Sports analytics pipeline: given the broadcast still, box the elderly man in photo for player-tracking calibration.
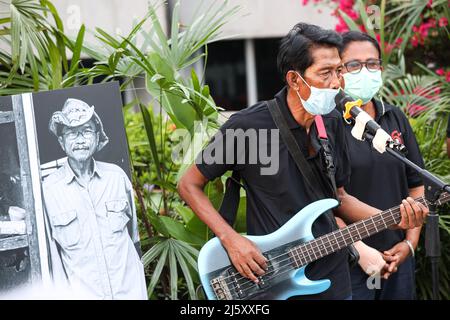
[42,98,147,299]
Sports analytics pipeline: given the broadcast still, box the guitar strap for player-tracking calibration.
[218,99,336,224]
[266,98,359,266]
[314,112,338,200]
[218,98,359,267]
[266,98,333,201]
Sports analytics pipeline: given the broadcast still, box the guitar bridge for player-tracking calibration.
[210,276,232,300]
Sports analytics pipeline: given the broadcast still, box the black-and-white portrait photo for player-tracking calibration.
[32,82,147,299]
[0,82,148,299]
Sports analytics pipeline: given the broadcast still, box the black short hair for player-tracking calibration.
[341,31,381,59]
[277,23,343,81]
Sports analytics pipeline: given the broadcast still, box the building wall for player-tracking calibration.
[179,0,337,39]
[51,0,168,54]
[50,0,336,44]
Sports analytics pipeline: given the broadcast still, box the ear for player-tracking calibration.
[285,70,301,91]
[57,136,66,152]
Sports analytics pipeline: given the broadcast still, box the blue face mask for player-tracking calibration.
[343,68,383,104]
[295,72,339,115]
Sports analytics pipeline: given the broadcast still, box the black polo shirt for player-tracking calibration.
[343,99,425,252]
[196,87,352,300]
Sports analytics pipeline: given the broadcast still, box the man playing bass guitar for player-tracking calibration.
[178,23,428,300]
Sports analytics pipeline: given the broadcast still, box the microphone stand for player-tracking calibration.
[364,132,450,300]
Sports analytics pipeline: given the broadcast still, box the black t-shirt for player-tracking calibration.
[343,99,425,252]
[196,87,352,299]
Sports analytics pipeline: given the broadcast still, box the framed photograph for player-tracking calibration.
[1,82,147,299]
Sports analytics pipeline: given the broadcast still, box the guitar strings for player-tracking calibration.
[219,215,400,297]
[221,213,399,293]
[216,211,397,286]
[213,193,437,286]
[211,194,444,299]
[226,194,440,297]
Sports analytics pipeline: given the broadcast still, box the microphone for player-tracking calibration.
[334,90,407,155]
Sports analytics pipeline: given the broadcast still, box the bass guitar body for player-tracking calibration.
[198,199,339,300]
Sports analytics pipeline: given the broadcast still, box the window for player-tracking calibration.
[255,38,284,102]
[204,40,247,111]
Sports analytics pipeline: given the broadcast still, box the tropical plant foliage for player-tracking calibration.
[0,0,87,93]
[92,0,241,299]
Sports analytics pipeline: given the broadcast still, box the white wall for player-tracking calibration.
[51,0,168,56]
[178,0,337,39]
[51,0,337,43]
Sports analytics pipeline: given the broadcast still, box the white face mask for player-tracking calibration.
[343,68,383,104]
[295,72,339,115]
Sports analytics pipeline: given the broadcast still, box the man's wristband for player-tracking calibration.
[404,239,415,257]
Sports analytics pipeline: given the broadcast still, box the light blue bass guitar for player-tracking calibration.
[198,194,447,300]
